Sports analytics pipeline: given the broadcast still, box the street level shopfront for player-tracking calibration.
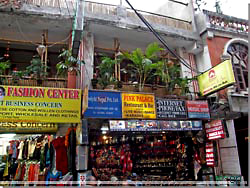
[82,90,219,185]
[0,85,82,185]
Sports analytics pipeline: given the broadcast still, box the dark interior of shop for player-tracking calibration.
[87,119,210,183]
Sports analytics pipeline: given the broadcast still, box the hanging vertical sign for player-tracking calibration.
[186,100,210,119]
[156,98,187,119]
[206,142,215,167]
[205,120,225,140]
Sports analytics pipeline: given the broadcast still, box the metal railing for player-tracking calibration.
[0,75,67,88]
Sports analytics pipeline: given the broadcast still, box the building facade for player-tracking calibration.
[195,9,248,182]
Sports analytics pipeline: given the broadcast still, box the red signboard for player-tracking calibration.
[186,100,210,119]
[205,120,225,140]
[206,142,215,167]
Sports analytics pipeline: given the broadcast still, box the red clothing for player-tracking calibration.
[52,137,68,175]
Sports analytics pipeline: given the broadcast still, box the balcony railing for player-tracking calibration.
[15,0,192,31]
[203,10,248,34]
[0,75,67,88]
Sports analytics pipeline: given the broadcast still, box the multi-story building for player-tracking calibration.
[0,0,247,185]
[195,9,248,182]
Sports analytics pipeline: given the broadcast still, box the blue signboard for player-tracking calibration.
[84,90,122,118]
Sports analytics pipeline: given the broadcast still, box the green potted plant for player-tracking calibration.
[11,70,24,85]
[96,56,118,90]
[25,55,48,85]
[154,60,193,96]
[122,42,163,92]
[0,58,10,84]
[56,49,82,88]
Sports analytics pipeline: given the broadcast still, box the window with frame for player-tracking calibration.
[227,42,248,92]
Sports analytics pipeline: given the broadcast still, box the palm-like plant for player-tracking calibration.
[97,56,118,89]
[56,49,79,77]
[123,43,163,91]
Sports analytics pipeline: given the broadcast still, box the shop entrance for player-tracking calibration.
[87,119,208,184]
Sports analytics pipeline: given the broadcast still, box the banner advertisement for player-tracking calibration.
[0,122,58,133]
[205,120,225,140]
[84,90,122,118]
[159,120,202,131]
[122,93,156,119]
[0,86,81,123]
[156,98,187,119]
[186,100,210,119]
[109,120,202,131]
[197,60,235,96]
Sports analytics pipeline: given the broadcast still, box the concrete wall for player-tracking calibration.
[218,120,241,175]
[195,44,212,73]
[81,32,94,89]
[156,0,192,23]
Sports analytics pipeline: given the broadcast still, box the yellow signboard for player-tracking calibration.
[0,86,81,123]
[197,60,235,96]
[122,93,156,119]
[0,122,58,133]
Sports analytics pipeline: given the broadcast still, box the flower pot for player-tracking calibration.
[67,70,77,89]
[91,78,98,89]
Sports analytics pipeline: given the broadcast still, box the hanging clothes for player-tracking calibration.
[22,140,29,159]
[17,141,24,160]
[52,137,68,175]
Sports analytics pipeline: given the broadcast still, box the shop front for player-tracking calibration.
[0,85,82,185]
[82,90,215,186]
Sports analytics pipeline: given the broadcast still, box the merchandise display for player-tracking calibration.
[0,128,77,185]
[89,131,204,182]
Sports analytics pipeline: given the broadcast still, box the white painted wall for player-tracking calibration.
[156,0,192,23]
[195,45,212,73]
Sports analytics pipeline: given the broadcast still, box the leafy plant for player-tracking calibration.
[122,42,164,91]
[153,60,194,95]
[11,70,24,84]
[56,49,81,77]
[0,59,10,75]
[26,55,48,80]
[96,56,119,89]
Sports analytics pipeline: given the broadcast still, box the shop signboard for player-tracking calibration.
[109,120,202,131]
[205,120,225,140]
[0,122,58,133]
[0,85,81,123]
[156,98,187,119]
[159,120,202,131]
[122,93,156,119]
[206,142,215,167]
[84,90,122,118]
[186,100,210,119]
[197,60,235,96]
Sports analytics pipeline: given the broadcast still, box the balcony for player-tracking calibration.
[2,0,193,32]
[0,75,67,88]
[203,10,248,35]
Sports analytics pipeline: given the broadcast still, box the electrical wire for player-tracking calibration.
[64,0,73,24]
[124,0,201,74]
[58,0,62,15]
[15,17,70,48]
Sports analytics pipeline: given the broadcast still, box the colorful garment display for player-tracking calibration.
[52,137,68,175]
[0,134,74,183]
